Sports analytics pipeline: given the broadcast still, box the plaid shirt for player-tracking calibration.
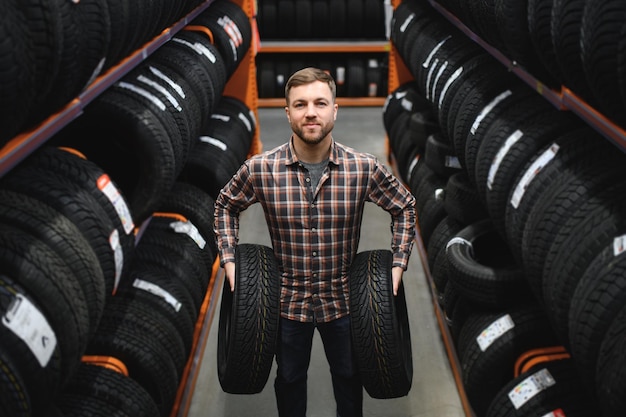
[214,138,416,323]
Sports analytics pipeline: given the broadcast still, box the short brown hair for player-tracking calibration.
[285,67,337,105]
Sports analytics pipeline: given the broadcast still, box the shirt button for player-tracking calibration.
[313,273,318,278]
[311,203,315,208]
[306,177,311,183]
[312,251,317,256]
[311,227,316,232]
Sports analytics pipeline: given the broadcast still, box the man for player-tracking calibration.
[214,67,416,417]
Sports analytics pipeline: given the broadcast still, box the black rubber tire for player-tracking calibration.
[0,274,59,415]
[424,133,462,177]
[503,127,604,265]
[442,171,488,225]
[0,0,37,145]
[519,136,626,304]
[115,266,196,356]
[417,184,448,248]
[0,163,128,296]
[580,0,626,126]
[50,88,177,224]
[137,214,212,294]
[97,293,189,379]
[0,189,106,335]
[463,88,545,188]
[446,219,529,308]
[349,249,413,399]
[527,0,562,87]
[217,244,281,394]
[542,185,626,346]
[485,358,598,417]
[440,53,507,145]
[57,362,160,417]
[0,223,89,389]
[86,300,180,416]
[155,181,218,271]
[569,240,626,393]
[16,145,136,291]
[133,226,208,315]
[0,341,30,417]
[551,0,596,105]
[190,0,252,76]
[473,98,562,220]
[596,302,626,416]
[426,215,464,296]
[457,303,559,416]
[451,79,528,172]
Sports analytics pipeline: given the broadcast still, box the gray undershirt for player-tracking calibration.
[301,158,329,190]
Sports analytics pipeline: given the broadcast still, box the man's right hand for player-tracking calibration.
[224,261,236,292]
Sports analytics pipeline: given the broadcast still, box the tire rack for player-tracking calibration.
[170,2,261,414]
[425,0,626,152]
[386,1,626,416]
[0,1,261,416]
[257,41,389,107]
[0,0,264,178]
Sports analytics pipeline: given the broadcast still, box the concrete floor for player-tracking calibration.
[184,106,468,417]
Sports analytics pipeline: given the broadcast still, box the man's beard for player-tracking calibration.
[292,120,334,145]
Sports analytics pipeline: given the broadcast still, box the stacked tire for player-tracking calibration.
[0,0,208,147]
[257,0,387,40]
[433,0,626,128]
[387,2,626,415]
[255,0,389,99]
[0,1,257,415]
[50,0,253,224]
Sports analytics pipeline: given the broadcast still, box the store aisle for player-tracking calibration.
[186,107,466,417]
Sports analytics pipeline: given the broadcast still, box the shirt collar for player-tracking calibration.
[286,136,340,166]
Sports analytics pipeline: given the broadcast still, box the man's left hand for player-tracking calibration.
[392,266,404,296]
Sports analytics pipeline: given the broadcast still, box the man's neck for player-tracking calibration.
[293,136,332,164]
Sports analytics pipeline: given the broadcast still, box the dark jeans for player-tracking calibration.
[274,316,363,417]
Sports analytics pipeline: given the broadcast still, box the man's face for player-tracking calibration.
[286,81,338,145]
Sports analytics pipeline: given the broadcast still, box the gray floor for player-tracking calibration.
[184,107,467,417]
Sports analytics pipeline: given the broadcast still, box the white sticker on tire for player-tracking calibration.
[487,129,524,190]
[613,235,626,257]
[97,174,134,234]
[470,90,512,135]
[110,229,123,292]
[476,314,515,351]
[510,144,559,209]
[446,236,472,252]
[3,293,57,367]
[133,278,182,312]
[169,220,207,249]
[508,368,556,409]
[445,155,461,169]
[439,66,463,110]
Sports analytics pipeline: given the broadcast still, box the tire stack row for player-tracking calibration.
[386,2,626,416]
[0,150,218,417]
[0,0,208,147]
[257,0,387,40]
[255,0,389,100]
[0,1,257,416]
[433,0,626,129]
[257,54,388,99]
[50,0,253,224]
